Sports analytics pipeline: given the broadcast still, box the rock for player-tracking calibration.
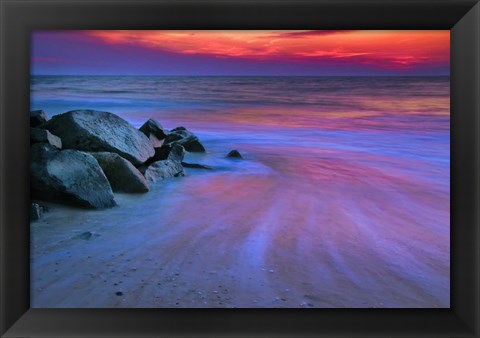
[30,128,62,149]
[77,231,93,240]
[30,143,116,209]
[165,143,185,163]
[30,110,48,127]
[139,118,168,143]
[145,147,169,166]
[44,110,154,165]
[91,152,149,193]
[140,143,185,183]
[148,134,164,148]
[181,162,212,170]
[226,149,242,158]
[144,143,185,166]
[143,160,185,183]
[165,126,206,152]
[30,203,47,221]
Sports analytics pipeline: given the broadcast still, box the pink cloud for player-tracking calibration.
[83,30,449,70]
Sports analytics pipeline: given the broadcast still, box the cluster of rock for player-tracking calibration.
[30,109,242,212]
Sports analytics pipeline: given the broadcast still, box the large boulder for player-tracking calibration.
[165,126,206,153]
[139,118,167,147]
[91,152,149,193]
[140,143,185,183]
[30,128,62,149]
[30,110,48,127]
[30,143,116,209]
[44,110,154,165]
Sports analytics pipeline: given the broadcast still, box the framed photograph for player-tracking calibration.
[1,0,479,337]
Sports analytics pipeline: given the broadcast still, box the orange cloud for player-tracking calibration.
[86,30,449,69]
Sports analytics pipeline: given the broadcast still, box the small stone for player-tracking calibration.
[115,291,123,296]
[226,149,242,158]
[77,231,93,240]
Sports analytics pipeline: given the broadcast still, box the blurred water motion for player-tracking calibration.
[30,76,450,307]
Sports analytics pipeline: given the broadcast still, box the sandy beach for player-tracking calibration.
[31,135,450,308]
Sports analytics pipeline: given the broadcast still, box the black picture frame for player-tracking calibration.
[1,0,479,337]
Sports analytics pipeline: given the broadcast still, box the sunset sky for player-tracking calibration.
[31,30,450,76]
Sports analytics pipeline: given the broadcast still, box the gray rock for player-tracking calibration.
[30,143,116,209]
[91,152,149,193]
[145,146,169,165]
[148,134,164,148]
[30,110,48,127]
[140,143,185,183]
[30,128,62,149]
[165,126,206,153]
[144,143,185,166]
[226,149,242,158]
[44,110,154,165]
[142,160,185,183]
[166,143,185,163]
[139,118,168,143]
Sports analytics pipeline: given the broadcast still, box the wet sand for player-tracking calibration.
[31,138,449,308]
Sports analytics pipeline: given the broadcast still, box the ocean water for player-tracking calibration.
[30,76,450,308]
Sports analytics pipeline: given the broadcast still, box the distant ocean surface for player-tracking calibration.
[30,76,450,307]
[30,76,450,182]
[31,76,449,131]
